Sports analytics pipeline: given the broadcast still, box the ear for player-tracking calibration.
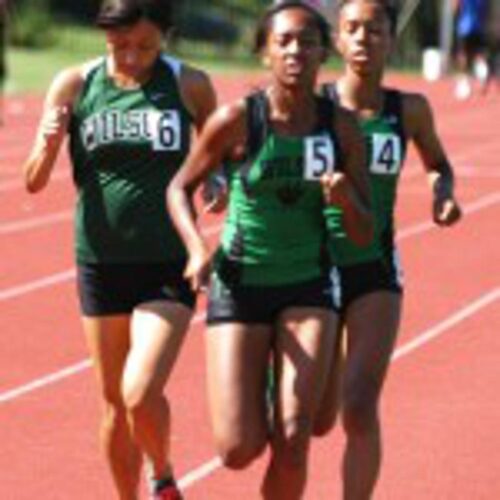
[334,32,347,58]
[261,52,271,68]
[320,47,330,64]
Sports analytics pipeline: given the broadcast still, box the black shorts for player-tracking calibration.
[457,32,487,58]
[207,274,335,325]
[77,261,196,316]
[330,254,403,313]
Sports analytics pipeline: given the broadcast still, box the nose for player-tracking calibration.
[353,26,369,43]
[287,38,301,54]
[123,50,139,66]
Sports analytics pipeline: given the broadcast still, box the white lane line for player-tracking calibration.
[0,208,226,236]
[0,311,206,405]
[0,282,498,487]
[396,190,500,241]
[3,189,499,303]
[0,170,70,193]
[392,287,500,361]
[0,360,92,404]
[0,223,223,302]
[0,210,72,235]
[1,188,498,302]
[176,285,500,491]
[0,269,76,302]
[178,458,224,490]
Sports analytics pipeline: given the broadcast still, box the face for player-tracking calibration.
[105,19,163,80]
[264,8,327,89]
[336,1,392,76]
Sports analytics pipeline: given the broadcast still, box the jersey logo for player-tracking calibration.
[370,133,402,175]
[150,92,167,102]
[80,109,182,153]
[276,182,304,206]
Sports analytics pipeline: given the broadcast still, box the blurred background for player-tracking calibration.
[1,0,500,94]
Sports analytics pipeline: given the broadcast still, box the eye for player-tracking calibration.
[274,34,291,48]
[343,21,357,35]
[368,23,383,36]
[299,33,320,48]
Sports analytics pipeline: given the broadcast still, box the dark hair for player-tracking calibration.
[338,0,399,36]
[96,0,173,33]
[253,1,332,54]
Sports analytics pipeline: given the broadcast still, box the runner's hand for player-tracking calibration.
[433,196,462,226]
[40,105,71,148]
[184,244,212,293]
[321,172,351,207]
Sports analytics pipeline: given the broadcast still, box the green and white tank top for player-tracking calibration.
[323,85,408,266]
[69,55,192,264]
[214,91,341,286]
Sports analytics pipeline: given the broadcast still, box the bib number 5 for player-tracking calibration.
[304,135,335,180]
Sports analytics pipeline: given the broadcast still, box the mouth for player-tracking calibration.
[284,60,306,76]
[351,51,370,63]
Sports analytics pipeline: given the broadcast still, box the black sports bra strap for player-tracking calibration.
[245,90,269,158]
[315,95,336,133]
[382,88,406,142]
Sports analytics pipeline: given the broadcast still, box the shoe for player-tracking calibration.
[152,484,183,500]
[150,475,183,500]
[455,76,472,100]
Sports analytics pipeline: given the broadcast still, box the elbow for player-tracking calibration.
[24,175,44,194]
[22,159,48,193]
[25,179,44,194]
[166,180,181,212]
[23,171,47,194]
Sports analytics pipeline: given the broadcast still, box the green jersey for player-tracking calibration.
[323,86,407,266]
[69,55,192,264]
[214,91,341,286]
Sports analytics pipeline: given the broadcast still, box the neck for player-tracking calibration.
[337,68,384,112]
[107,58,153,89]
[266,84,317,136]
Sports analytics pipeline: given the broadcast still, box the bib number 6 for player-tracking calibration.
[151,110,181,151]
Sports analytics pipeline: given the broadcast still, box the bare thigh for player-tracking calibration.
[275,307,338,428]
[83,315,131,406]
[122,300,192,403]
[343,292,402,405]
[205,322,273,452]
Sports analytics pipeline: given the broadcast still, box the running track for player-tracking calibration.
[1,73,499,499]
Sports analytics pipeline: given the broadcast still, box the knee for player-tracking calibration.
[121,380,162,420]
[99,393,128,432]
[274,415,313,469]
[342,395,379,437]
[216,436,266,470]
[312,409,338,438]
[312,397,340,437]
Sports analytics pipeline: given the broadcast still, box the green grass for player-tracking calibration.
[5,22,417,95]
[5,24,265,95]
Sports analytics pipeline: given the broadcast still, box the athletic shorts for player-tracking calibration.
[207,274,336,325]
[457,32,487,57]
[77,261,196,316]
[330,254,403,313]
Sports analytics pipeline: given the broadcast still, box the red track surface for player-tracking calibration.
[1,73,499,499]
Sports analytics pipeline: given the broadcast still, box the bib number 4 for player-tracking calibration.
[371,134,401,175]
